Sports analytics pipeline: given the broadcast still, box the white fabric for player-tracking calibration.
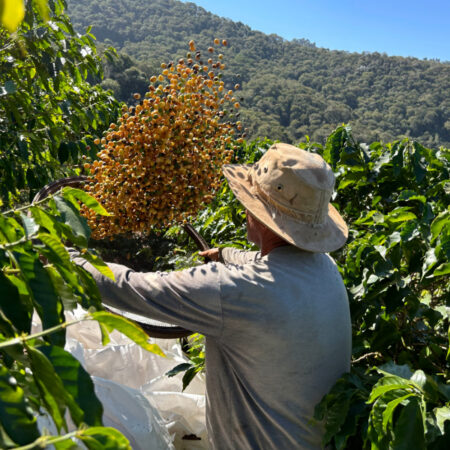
[33,310,208,449]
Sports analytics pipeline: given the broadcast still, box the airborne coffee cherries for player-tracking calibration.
[82,40,243,239]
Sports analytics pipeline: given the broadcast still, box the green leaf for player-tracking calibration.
[46,266,79,311]
[397,190,426,204]
[62,187,110,216]
[80,251,115,281]
[53,437,78,450]
[333,401,367,449]
[0,272,32,333]
[0,364,40,445]
[19,214,39,239]
[410,370,428,389]
[354,210,384,226]
[27,344,79,433]
[33,0,50,21]
[39,345,103,426]
[431,210,450,242]
[323,393,353,444]
[78,427,131,450]
[0,215,20,243]
[338,172,362,190]
[4,79,17,95]
[37,233,71,267]
[367,274,379,284]
[74,265,103,311]
[367,380,411,404]
[386,208,417,223]
[392,397,426,449]
[12,251,64,346]
[368,397,390,444]
[436,236,450,261]
[17,138,28,159]
[97,321,111,346]
[448,328,450,361]
[90,311,165,357]
[433,262,450,277]
[382,393,414,432]
[166,363,192,378]
[378,362,413,379]
[181,366,201,391]
[30,206,59,237]
[324,126,346,169]
[52,195,91,246]
[422,248,438,275]
[434,406,450,435]
[412,143,427,184]
[35,236,91,310]
[0,423,16,449]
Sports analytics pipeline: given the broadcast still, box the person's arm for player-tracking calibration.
[220,247,260,265]
[71,252,223,338]
[200,247,260,265]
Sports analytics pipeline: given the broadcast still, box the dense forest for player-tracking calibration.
[66,0,450,148]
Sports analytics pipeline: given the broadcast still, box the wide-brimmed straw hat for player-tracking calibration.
[222,143,348,253]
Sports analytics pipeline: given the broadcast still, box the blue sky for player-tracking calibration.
[181,0,450,61]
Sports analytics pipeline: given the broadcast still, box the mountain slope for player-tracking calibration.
[67,0,450,147]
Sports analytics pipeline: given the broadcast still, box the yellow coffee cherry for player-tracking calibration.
[81,38,239,239]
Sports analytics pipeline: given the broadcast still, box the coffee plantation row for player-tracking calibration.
[185,131,450,449]
[1,128,448,449]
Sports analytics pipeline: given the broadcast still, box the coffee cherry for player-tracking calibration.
[81,39,241,239]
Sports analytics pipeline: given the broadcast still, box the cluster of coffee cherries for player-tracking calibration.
[82,39,245,239]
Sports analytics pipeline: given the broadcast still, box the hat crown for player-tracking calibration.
[249,143,335,225]
[222,142,348,252]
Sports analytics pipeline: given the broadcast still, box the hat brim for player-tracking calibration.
[222,164,348,253]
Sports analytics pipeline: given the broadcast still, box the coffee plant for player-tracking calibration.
[0,187,163,448]
[0,0,120,207]
[167,128,449,448]
[310,127,449,449]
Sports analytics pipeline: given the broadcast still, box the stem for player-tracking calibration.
[352,351,383,364]
[0,234,38,250]
[14,430,79,450]
[1,267,20,274]
[0,317,86,349]
[1,196,51,216]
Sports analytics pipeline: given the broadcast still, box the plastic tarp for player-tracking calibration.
[33,307,208,449]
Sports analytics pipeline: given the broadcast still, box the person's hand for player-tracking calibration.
[198,248,220,262]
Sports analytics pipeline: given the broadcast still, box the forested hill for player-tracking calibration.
[67,0,450,147]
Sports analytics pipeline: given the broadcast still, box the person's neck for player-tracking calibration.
[260,238,290,256]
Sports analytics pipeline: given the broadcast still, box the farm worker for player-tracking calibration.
[72,142,351,449]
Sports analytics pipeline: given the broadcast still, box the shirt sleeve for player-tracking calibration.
[72,254,224,338]
[220,247,260,266]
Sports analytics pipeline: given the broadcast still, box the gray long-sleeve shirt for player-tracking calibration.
[74,245,351,449]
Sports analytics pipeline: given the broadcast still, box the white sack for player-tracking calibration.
[33,308,208,449]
